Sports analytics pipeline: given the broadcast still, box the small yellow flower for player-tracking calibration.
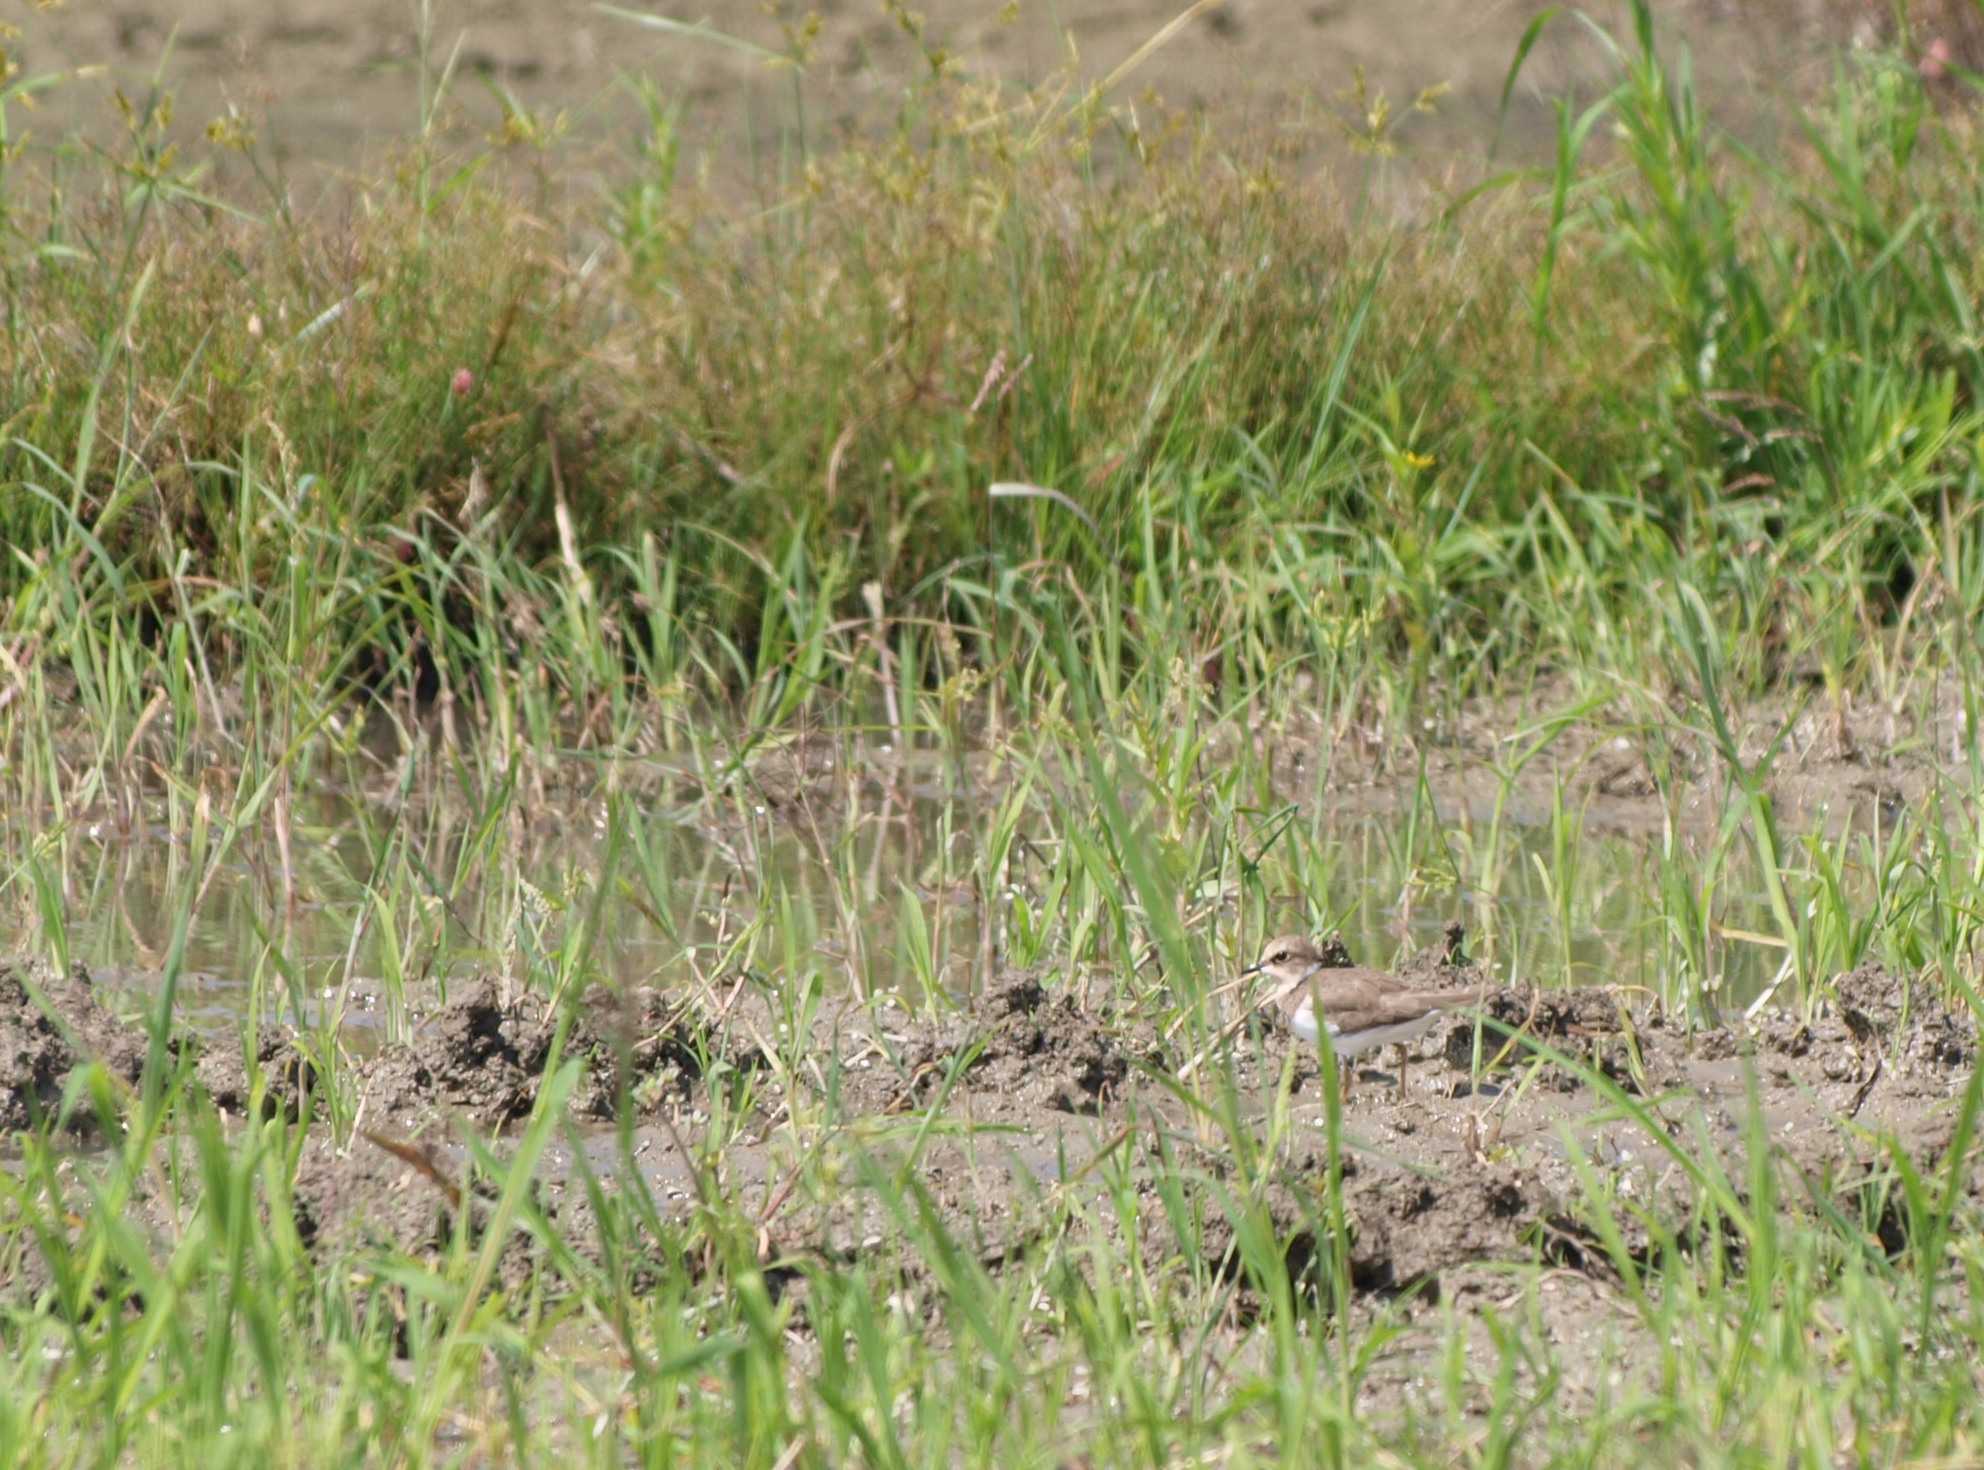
[205,107,256,152]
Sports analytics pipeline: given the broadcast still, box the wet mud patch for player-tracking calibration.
[1192,960,1982,1311]
[0,1146,176,1309]
[7,954,1981,1371]
[1257,678,1978,866]
[359,980,559,1128]
[290,1130,470,1264]
[1186,1153,1552,1302]
[286,1129,554,1303]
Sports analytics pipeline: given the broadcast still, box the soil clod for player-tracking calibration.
[0,961,149,1135]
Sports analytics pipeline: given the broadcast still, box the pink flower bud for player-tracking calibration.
[451,367,474,397]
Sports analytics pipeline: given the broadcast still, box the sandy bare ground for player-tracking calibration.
[9,1,1925,187]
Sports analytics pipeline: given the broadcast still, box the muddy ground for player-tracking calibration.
[13,0,1971,196]
[4,929,1978,1420]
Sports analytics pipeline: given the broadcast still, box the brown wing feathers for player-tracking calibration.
[1282,968,1482,1032]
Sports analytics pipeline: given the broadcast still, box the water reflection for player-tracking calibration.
[30,770,1820,1040]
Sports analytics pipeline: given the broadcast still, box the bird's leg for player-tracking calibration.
[1393,1042,1411,1098]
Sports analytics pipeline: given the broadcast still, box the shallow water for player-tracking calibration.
[30,762,1811,1045]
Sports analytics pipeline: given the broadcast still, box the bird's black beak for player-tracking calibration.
[1240,961,1262,976]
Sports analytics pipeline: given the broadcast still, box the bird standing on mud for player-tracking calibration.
[1245,933,1485,1096]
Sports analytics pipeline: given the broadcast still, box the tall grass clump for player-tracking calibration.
[2,1,1982,764]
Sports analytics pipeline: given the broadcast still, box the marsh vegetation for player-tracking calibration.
[5,1,1984,1463]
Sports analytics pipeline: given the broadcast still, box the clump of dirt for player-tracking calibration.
[1829,964,1976,1074]
[1395,920,1480,986]
[1443,986,1658,1093]
[0,960,151,1134]
[901,975,1168,1118]
[565,982,769,1117]
[1307,935,1360,970]
[289,1130,462,1260]
[197,1030,319,1120]
[1688,964,1976,1092]
[355,979,761,1130]
[360,980,558,1127]
[1398,925,1658,1094]
[1342,1163,1548,1291]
